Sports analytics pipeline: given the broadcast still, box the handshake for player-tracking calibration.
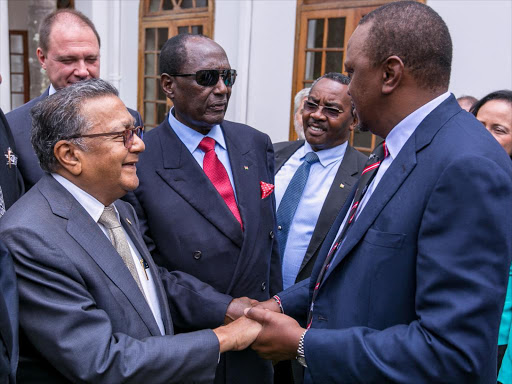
[212,297,305,362]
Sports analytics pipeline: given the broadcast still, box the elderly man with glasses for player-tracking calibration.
[123,34,281,384]
[0,78,263,383]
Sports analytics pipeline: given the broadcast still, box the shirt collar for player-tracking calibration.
[51,173,119,223]
[49,84,57,96]
[300,140,348,167]
[384,91,451,160]
[168,107,226,152]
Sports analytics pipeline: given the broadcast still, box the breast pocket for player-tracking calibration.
[363,228,405,249]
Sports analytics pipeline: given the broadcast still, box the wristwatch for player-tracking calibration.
[296,329,308,367]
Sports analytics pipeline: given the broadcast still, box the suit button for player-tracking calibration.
[269,231,274,239]
[193,251,202,260]
[261,282,266,291]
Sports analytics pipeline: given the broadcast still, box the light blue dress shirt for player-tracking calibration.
[168,109,237,199]
[275,140,348,289]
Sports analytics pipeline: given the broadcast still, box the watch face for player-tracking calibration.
[297,356,307,368]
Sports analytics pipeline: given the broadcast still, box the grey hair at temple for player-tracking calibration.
[31,78,119,173]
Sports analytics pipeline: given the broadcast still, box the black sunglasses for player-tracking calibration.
[169,69,237,87]
[303,100,343,119]
[64,126,144,149]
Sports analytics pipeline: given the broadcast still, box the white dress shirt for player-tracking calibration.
[331,91,451,254]
[276,140,348,289]
[52,173,165,335]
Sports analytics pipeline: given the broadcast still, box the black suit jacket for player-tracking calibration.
[6,88,142,191]
[274,140,367,283]
[124,117,282,384]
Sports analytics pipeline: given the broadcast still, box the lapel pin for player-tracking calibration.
[126,218,132,225]
[339,183,345,189]
[244,166,249,170]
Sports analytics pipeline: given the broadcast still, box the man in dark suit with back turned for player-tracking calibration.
[0,72,23,384]
[124,34,281,384]
[6,9,142,191]
[0,78,262,383]
[274,72,366,290]
[246,2,512,383]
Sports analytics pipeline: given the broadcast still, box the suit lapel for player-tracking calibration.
[321,95,460,284]
[39,175,162,336]
[299,146,362,273]
[117,204,174,335]
[156,119,243,247]
[274,140,305,173]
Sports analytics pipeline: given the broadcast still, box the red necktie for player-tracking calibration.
[198,137,243,229]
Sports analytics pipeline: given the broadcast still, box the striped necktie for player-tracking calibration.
[276,151,320,260]
[306,141,388,328]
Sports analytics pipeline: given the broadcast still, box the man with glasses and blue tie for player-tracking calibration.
[0,78,263,383]
[124,34,281,384]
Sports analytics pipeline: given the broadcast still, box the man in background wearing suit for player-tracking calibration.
[6,9,142,191]
[124,34,281,384]
[274,72,366,290]
[0,72,23,383]
[0,78,261,383]
[246,2,512,383]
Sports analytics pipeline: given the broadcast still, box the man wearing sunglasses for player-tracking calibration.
[6,9,143,192]
[0,79,264,383]
[124,34,281,384]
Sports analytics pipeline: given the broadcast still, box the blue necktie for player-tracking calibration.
[276,152,320,260]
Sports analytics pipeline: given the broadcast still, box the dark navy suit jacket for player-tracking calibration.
[279,95,512,383]
[6,88,142,191]
[124,117,282,384]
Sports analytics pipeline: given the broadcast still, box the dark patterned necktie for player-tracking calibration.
[276,152,320,259]
[306,141,388,328]
[198,137,243,229]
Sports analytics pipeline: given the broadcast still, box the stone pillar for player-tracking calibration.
[28,0,55,99]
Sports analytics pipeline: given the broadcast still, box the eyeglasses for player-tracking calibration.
[65,126,144,148]
[303,100,343,119]
[169,69,237,87]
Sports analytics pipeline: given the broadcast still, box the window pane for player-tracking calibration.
[145,103,155,126]
[149,0,160,12]
[305,51,322,81]
[327,18,345,48]
[145,54,155,75]
[10,35,23,54]
[157,103,167,124]
[11,94,25,109]
[145,78,156,100]
[178,26,189,34]
[181,0,193,8]
[196,0,208,7]
[145,28,156,51]
[191,25,203,35]
[162,0,174,10]
[10,55,23,73]
[352,130,372,149]
[325,52,343,73]
[158,28,168,50]
[11,74,24,92]
[307,19,324,49]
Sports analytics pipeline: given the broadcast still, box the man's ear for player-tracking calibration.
[54,140,83,176]
[381,55,404,95]
[349,113,358,132]
[160,73,174,100]
[36,47,47,69]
